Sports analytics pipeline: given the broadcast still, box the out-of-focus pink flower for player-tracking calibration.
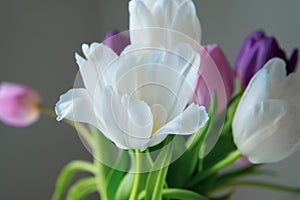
[0,82,40,127]
[103,30,130,55]
[192,44,235,113]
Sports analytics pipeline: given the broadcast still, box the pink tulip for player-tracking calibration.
[192,44,235,113]
[0,82,40,127]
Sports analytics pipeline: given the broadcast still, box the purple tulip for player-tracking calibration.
[235,29,298,88]
[0,82,40,127]
[193,44,235,113]
[103,30,130,55]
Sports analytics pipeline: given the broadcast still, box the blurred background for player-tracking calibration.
[0,0,299,199]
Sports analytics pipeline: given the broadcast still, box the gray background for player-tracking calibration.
[0,0,299,199]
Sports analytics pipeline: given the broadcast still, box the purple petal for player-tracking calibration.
[234,30,265,78]
[250,29,266,42]
[253,37,278,72]
[235,29,297,88]
[287,48,299,74]
[103,30,130,55]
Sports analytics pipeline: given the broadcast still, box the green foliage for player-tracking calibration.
[66,177,97,200]
[51,161,96,200]
[139,188,209,200]
[145,136,173,200]
[106,150,129,199]
[115,173,135,200]
[167,93,217,188]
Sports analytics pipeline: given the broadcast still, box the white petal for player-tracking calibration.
[129,1,162,45]
[84,43,118,78]
[266,58,286,91]
[151,0,176,27]
[247,112,300,163]
[129,0,201,45]
[75,53,99,95]
[81,43,90,57]
[96,86,153,149]
[96,86,128,149]
[171,43,201,101]
[127,95,154,139]
[55,88,101,130]
[234,61,271,121]
[148,104,208,146]
[129,0,157,31]
[171,0,201,43]
[233,58,288,136]
[233,99,300,163]
[90,42,102,52]
[273,73,300,110]
[115,44,200,119]
[76,44,118,95]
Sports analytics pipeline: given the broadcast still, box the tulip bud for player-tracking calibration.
[193,44,235,113]
[0,82,40,127]
[235,29,298,88]
[103,30,130,55]
[232,58,300,163]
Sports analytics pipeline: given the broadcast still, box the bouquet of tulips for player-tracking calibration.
[1,0,299,199]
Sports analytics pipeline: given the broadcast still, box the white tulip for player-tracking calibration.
[233,58,300,163]
[55,42,209,150]
[129,0,201,45]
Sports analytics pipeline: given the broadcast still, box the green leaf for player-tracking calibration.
[188,150,242,187]
[202,92,242,170]
[210,165,275,193]
[202,133,236,170]
[51,161,96,200]
[145,136,173,200]
[167,93,217,188]
[90,126,120,200]
[106,150,129,199]
[213,165,260,188]
[209,190,235,200]
[66,177,97,200]
[139,188,209,200]
[223,180,300,194]
[115,173,135,200]
[106,170,127,199]
[167,117,211,188]
[193,165,264,195]
[90,126,115,176]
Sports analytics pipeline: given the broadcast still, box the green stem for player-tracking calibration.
[228,180,300,194]
[92,128,110,200]
[149,166,169,200]
[149,137,173,200]
[129,149,142,200]
[189,150,242,186]
[38,105,95,148]
[138,188,209,200]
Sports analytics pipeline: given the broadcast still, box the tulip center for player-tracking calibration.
[150,104,167,137]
